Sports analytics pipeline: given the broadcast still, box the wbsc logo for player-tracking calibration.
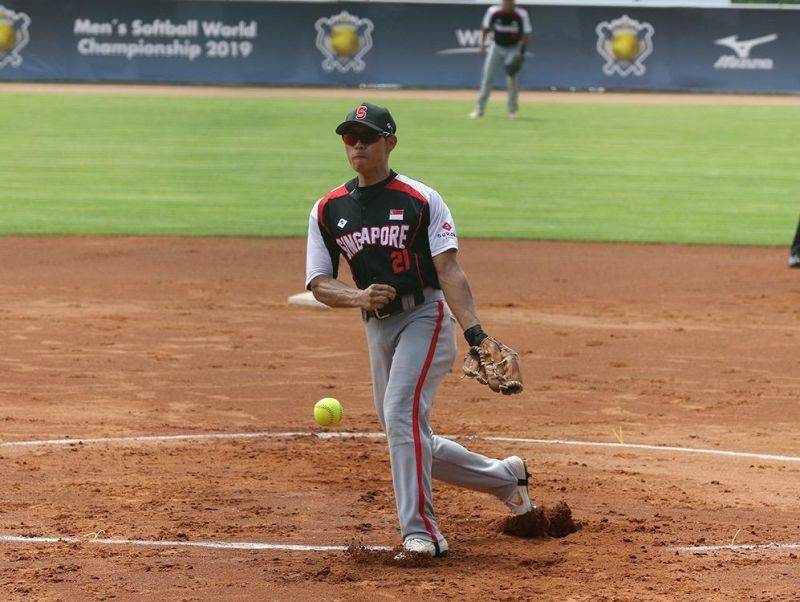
[0,5,30,69]
[595,15,654,77]
[314,11,374,73]
[437,29,483,55]
[436,29,533,60]
[714,33,777,71]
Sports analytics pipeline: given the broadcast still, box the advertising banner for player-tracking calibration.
[0,1,798,93]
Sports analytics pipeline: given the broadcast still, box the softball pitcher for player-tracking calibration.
[305,103,531,558]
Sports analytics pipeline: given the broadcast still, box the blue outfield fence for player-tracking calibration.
[0,1,798,92]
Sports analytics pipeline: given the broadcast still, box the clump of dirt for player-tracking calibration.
[546,501,580,537]
[495,501,580,539]
[345,545,438,568]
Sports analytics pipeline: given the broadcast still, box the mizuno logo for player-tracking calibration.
[714,33,777,59]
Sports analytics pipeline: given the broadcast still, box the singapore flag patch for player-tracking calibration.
[389,209,404,221]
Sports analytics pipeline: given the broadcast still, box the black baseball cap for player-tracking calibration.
[335,102,397,136]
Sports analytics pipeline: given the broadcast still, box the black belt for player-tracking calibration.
[364,289,425,321]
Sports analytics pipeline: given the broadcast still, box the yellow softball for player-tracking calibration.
[0,22,16,52]
[314,397,343,427]
[330,27,359,57]
[610,31,640,62]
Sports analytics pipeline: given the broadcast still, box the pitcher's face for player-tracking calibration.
[342,125,396,174]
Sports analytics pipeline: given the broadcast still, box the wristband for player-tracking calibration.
[464,325,488,347]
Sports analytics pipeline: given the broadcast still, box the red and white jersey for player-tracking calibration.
[305,172,458,291]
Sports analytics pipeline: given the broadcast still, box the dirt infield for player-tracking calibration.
[1,237,798,600]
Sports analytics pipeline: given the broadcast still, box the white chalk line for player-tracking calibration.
[1,430,799,464]
[674,542,800,554]
[479,435,800,464]
[0,534,391,553]
[0,431,328,448]
[3,433,797,559]
[2,533,797,558]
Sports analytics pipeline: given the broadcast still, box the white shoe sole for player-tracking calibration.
[395,536,449,559]
[504,456,534,516]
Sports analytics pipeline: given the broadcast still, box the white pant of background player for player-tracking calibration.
[366,288,529,555]
[473,41,525,117]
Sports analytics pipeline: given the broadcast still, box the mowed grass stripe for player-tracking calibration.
[3,92,797,244]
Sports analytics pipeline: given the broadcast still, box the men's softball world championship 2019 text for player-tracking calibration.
[72,17,258,62]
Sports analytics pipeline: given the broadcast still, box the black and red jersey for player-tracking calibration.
[482,5,532,47]
[306,171,458,293]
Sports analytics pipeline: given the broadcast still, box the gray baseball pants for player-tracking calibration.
[365,288,519,545]
[475,42,524,115]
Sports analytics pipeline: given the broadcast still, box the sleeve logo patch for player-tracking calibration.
[437,222,457,240]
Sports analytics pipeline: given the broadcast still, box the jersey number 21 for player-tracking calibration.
[391,249,411,274]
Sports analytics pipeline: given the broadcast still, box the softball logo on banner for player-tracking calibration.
[595,15,654,77]
[0,5,31,68]
[315,11,374,73]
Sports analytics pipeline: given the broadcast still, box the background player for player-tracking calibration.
[789,215,800,268]
[470,0,532,120]
[305,103,532,557]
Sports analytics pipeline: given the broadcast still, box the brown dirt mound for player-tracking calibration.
[2,238,798,600]
[495,501,580,539]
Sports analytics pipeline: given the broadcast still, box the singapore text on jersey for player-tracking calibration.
[336,225,411,260]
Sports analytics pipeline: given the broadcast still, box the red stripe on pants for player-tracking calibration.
[412,300,444,543]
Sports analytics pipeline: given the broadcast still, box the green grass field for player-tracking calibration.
[3,91,798,245]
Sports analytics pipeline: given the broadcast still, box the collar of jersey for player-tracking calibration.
[347,170,398,197]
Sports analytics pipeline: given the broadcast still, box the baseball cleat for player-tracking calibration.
[507,111,518,120]
[503,455,534,516]
[395,536,449,559]
[789,254,800,268]
[468,109,483,119]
